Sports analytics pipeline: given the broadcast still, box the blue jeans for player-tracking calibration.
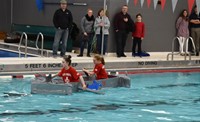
[79,33,94,55]
[96,34,108,55]
[53,28,69,56]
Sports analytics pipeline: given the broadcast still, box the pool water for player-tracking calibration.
[0,72,200,122]
[0,50,35,58]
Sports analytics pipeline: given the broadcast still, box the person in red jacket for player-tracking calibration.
[51,55,86,89]
[83,54,108,80]
[132,13,145,57]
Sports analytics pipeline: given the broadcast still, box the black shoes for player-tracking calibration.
[121,54,127,57]
[77,54,83,57]
[196,52,199,56]
[77,54,91,57]
[117,54,126,58]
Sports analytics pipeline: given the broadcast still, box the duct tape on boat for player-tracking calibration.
[25,63,78,69]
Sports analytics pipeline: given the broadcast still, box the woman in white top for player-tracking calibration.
[94,9,110,55]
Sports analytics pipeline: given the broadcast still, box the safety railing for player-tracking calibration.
[18,32,28,58]
[186,37,196,55]
[35,32,44,57]
[167,37,196,61]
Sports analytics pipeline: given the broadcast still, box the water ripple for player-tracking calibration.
[0,99,16,103]
[59,117,83,121]
[147,83,200,89]
[156,117,172,121]
[141,109,171,115]
[0,108,87,117]
[59,103,71,106]
[129,100,178,106]
[0,118,14,122]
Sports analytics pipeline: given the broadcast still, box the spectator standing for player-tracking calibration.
[132,13,145,57]
[114,5,134,58]
[176,9,189,55]
[53,0,73,57]
[77,9,95,57]
[189,5,200,56]
[94,9,110,55]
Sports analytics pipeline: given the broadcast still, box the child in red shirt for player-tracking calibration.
[52,55,86,89]
[83,54,108,80]
[132,13,145,57]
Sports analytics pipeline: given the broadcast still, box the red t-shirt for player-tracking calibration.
[132,22,145,38]
[93,64,108,80]
[58,66,80,83]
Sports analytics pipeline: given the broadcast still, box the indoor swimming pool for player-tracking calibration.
[0,72,200,122]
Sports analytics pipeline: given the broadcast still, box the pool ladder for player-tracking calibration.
[18,32,49,58]
[167,37,196,61]
[18,32,28,58]
[35,32,44,57]
[35,32,51,57]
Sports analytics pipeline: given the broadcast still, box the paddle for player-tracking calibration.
[78,87,105,95]
[35,73,53,83]
[83,71,89,77]
[45,74,53,82]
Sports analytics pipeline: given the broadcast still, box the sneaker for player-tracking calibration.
[77,54,83,57]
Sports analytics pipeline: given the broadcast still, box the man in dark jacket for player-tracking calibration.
[53,0,73,57]
[189,5,200,56]
[114,5,134,57]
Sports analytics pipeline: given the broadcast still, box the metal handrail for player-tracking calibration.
[35,32,44,57]
[46,50,49,57]
[167,37,180,60]
[186,37,196,55]
[18,32,28,58]
[167,37,195,61]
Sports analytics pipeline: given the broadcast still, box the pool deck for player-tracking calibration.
[1,52,200,63]
[0,52,200,76]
